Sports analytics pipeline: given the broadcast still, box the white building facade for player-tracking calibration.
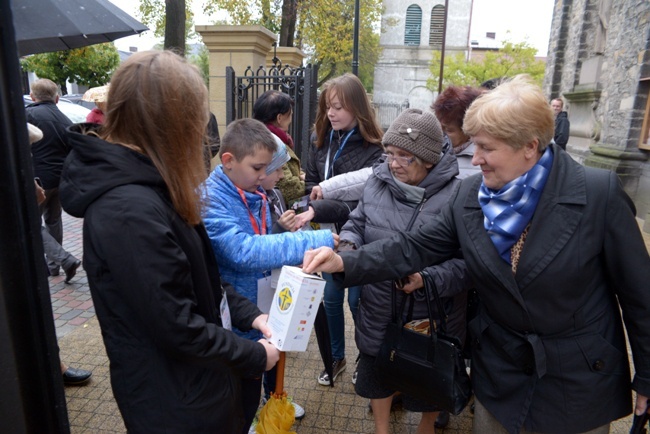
[373,0,473,127]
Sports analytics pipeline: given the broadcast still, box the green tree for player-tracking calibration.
[188,45,210,87]
[203,0,382,88]
[21,43,120,94]
[427,39,546,90]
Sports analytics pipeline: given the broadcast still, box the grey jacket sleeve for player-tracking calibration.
[320,167,372,202]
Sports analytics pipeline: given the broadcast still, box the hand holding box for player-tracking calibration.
[267,266,325,352]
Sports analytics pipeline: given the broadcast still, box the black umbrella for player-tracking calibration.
[11,0,148,56]
[314,302,335,387]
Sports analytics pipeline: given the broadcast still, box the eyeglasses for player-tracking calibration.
[382,153,416,167]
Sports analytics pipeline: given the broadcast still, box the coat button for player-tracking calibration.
[592,359,605,371]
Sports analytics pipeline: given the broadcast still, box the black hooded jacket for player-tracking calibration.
[60,124,267,433]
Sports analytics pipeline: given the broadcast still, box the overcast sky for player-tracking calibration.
[109,0,555,56]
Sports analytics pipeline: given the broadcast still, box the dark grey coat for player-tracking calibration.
[337,144,650,433]
[340,150,472,356]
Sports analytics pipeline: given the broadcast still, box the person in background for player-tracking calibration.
[253,90,305,206]
[59,50,279,433]
[203,118,338,432]
[84,85,109,125]
[26,78,80,281]
[432,85,483,179]
[341,108,472,434]
[28,122,92,386]
[551,98,570,150]
[262,142,297,234]
[86,100,106,124]
[302,75,650,434]
[296,73,384,386]
[204,112,221,174]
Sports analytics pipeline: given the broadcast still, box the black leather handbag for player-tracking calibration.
[375,270,472,415]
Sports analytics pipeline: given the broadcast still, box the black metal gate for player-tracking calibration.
[226,61,318,160]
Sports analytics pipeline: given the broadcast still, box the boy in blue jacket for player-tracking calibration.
[204,118,338,432]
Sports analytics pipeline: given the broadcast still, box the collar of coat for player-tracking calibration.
[461,143,587,297]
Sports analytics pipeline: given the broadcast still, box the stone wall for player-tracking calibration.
[544,0,650,223]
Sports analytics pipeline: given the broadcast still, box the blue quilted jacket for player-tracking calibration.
[204,165,335,340]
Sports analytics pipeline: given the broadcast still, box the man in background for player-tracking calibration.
[551,98,570,150]
[26,79,80,282]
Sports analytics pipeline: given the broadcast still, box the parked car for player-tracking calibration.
[24,95,91,124]
[63,94,96,110]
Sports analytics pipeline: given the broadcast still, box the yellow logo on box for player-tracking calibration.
[277,286,293,312]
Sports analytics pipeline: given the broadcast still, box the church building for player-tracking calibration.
[372,0,474,128]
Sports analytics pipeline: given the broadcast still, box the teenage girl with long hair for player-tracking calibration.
[296,73,384,385]
[59,51,279,432]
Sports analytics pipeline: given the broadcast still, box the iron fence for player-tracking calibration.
[372,100,410,130]
[226,61,318,160]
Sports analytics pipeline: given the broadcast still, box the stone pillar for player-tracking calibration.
[563,87,601,163]
[562,56,604,163]
[195,25,277,133]
[265,46,306,68]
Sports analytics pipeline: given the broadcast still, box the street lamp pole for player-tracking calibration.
[438,0,450,94]
[352,0,360,76]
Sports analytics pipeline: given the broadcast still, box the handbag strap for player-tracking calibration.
[420,270,449,334]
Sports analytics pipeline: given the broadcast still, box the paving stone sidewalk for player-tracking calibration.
[56,212,648,433]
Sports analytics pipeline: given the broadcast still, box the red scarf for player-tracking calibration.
[266,124,294,149]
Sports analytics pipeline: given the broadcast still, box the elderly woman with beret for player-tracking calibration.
[303,75,650,434]
[338,108,472,434]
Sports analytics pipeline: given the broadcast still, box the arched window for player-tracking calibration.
[429,5,445,48]
[404,5,422,46]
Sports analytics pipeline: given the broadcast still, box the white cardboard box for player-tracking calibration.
[267,266,325,352]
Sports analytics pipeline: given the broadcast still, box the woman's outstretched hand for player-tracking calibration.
[302,247,344,274]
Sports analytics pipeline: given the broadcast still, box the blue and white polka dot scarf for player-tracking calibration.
[478,146,554,264]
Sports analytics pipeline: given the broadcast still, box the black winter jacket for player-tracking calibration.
[554,111,570,149]
[60,124,267,433]
[25,101,72,189]
[337,144,650,434]
[305,129,383,224]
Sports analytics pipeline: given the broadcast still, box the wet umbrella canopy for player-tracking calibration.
[11,0,148,56]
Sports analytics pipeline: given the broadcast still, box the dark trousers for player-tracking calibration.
[39,187,64,272]
[240,376,263,433]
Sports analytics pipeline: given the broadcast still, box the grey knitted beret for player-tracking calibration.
[382,108,444,164]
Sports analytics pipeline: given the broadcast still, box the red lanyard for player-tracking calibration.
[236,187,267,235]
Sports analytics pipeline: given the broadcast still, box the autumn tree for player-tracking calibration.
[203,0,382,88]
[21,43,120,94]
[427,39,546,90]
